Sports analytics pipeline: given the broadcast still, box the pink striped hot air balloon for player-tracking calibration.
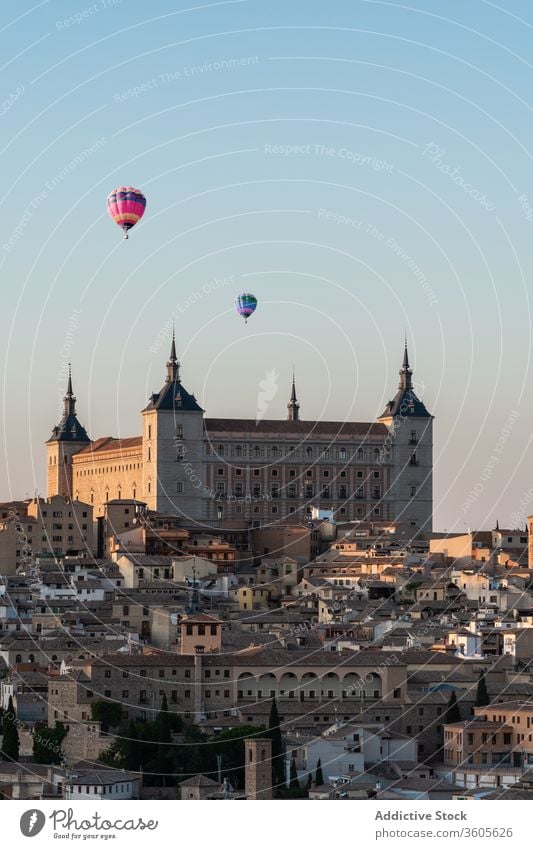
[107,186,146,239]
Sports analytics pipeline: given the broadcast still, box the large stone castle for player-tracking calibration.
[47,338,433,535]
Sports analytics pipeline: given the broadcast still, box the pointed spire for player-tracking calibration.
[287,368,300,421]
[399,338,413,390]
[66,363,73,398]
[47,363,90,444]
[64,363,76,416]
[166,324,180,383]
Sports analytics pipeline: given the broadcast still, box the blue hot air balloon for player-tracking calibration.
[235,293,258,323]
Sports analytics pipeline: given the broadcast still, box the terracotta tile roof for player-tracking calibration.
[75,436,142,456]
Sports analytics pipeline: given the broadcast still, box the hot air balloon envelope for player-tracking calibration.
[235,293,257,322]
[107,187,146,239]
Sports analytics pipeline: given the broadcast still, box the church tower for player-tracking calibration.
[287,371,300,421]
[142,332,206,521]
[377,342,433,538]
[46,366,90,498]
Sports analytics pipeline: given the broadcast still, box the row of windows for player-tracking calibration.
[75,489,137,504]
[70,784,131,795]
[210,482,383,499]
[75,463,141,476]
[207,444,390,460]
[215,467,382,479]
[99,666,230,680]
[236,505,384,520]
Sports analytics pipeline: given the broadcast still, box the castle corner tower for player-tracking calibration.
[377,342,433,538]
[46,366,90,498]
[142,332,206,520]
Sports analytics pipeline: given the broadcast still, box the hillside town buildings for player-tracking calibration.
[1,338,533,801]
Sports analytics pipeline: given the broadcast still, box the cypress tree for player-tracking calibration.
[155,694,172,786]
[267,698,285,792]
[1,697,19,762]
[158,694,171,744]
[315,757,324,786]
[476,671,490,707]
[289,758,299,790]
[123,721,141,772]
[445,690,461,724]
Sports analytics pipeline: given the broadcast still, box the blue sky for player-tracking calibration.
[1,0,533,531]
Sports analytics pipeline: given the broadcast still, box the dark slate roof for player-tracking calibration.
[47,372,90,444]
[205,419,388,437]
[379,344,432,419]
[47,411,90,444]
[379,386,431,419]
[143,377,203,413]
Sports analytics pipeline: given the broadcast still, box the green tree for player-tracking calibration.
[210,726,265,790]
[33,722,67,765]
[90,700,122,733]
[153,694,172,787]
[289,758,299,790]
[315,758,324,786]
[267,698,285,793]
[123,721,143,771]
[476,671,490,707]
[1,697,19,762]
[445,690,461,724]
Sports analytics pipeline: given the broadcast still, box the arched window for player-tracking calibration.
[15,654,22,663]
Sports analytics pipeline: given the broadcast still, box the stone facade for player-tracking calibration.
[46,649,409,730]
[47,339,433,537]
[245,738,272,800]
